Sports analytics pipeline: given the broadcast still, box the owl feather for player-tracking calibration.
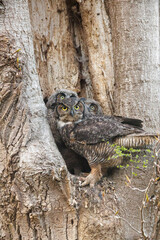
[46,90,90,175]
[57,99,155,187]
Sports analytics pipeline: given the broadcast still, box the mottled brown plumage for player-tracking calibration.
[46,89,90,175]
[46,89,78,146]
[56,98,146,187]
[80,98,103,116]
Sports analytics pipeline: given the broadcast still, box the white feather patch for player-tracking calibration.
[57,120,72,129]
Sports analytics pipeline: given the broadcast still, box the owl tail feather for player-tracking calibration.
[115,133,157,148]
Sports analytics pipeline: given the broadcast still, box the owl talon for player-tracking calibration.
[81,173,100,187]
[80,172,89,177]
[81,165,102,187]
[79,176,86,181]
[78,173,90,183]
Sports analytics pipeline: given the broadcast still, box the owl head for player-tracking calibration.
[80,98,103,116]
[56,98,84,123]
[46,89,78,110]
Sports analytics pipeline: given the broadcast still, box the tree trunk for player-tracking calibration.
[0,0,160,240]
[0,1,74,239]
[28,0,80,98]
[79,0,115,114]
[107,0,160,132]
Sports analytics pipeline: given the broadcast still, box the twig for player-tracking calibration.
[140,178,154,240]
[115,214,141,235]
[140,137,160,239]
[100,205,141,235]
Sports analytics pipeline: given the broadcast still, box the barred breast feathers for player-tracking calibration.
[115,133,157,148]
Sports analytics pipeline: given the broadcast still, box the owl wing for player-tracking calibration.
[71,116,144,145]
[111,116,143,128]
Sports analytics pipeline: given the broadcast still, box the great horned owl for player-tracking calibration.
[81,97,143,126]
[81,98,103,116]
[56,98,146,187]
[46,89,90,174]
[46,89,78,128]
[47,89,78,109]
[46,89,78,145]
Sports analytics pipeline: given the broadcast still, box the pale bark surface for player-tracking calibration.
[0,1,72,239]
[79,0,115,114]
[0,0,160,240]
[28,0,80,98]
[107,0,160,132]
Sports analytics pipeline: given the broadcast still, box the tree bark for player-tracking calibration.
[0,0,160,240]
[28,0,80,98]
[0,1,74,239]
[79,0,115,114]
[107,0,160,132]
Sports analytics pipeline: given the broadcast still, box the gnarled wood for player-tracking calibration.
[0,0,160,240]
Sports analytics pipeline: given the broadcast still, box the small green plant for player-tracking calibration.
[111,144,154,176]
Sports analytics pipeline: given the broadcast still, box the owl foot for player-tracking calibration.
[79,172,89,177]
[81,164,102,187]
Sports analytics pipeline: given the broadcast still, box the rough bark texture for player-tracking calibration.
[29,0,115,114]
[28,0,80,98]
[0,0,160,240]
[0,1,73,239]
[79,0,115,114]
[107,0,160,132]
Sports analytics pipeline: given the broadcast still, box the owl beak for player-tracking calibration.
[70,109,75,117]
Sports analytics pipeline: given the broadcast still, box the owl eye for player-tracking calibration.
[62,106,68,111]
[60,95,65,100]
[90,105,95,110]
[74,105,79,110]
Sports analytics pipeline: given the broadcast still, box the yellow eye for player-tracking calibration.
[90,106,95,110]
[62,106,68,111]
[61,95,65,100]
[74,105,79,110]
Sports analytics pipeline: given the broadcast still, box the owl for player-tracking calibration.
[46,89,78,110]
[80,97,142,127]
[80,98,103,116]
[56,98,145,187]
[46,89,90,175]
[46,89,78,145]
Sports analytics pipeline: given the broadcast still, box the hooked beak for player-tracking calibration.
[70,109,75,117]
